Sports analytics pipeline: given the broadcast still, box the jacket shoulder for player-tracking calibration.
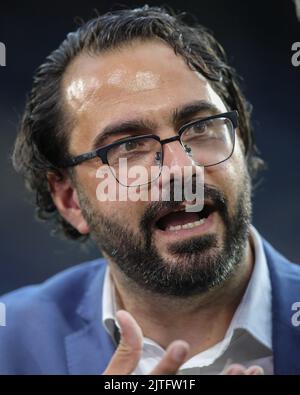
[0,259,107,374]
[263,239,300,278]
[263,239,300,374]
[0,258,106,308]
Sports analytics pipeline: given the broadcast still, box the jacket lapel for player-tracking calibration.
[65,260,116,374]
[264,240,300,374]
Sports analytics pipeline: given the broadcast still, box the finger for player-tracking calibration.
[222,363,247,375]
[150,340,189,375]
[103,310,143,375]
[245,365,264,375]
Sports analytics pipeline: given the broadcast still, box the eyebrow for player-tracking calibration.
[91,100,221,150]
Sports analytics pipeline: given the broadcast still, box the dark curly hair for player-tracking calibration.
[12,5,264,241]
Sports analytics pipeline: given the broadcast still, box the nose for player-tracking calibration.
[157,139,197,191]
[162,139,195,168]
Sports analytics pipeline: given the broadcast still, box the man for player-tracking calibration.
[0,6,299,375]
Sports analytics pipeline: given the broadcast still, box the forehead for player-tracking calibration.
[62,40,227,151]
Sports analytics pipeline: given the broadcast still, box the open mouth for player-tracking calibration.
[155,204,216,232]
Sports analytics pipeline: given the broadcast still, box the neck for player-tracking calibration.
[108,236,254,357]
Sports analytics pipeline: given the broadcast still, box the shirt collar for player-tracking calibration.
[229,225,272,349]
[102,225,272,351]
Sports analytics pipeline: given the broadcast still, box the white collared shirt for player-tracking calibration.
[102,225,273,374]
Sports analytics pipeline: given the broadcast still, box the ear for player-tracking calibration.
[47,171,90,235]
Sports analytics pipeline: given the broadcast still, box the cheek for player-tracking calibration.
[204,141,247,211]
[230,138,248,181]
[77,165,148,230]
[99,199,145,225]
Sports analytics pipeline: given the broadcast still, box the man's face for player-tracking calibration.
[62,40,252,296]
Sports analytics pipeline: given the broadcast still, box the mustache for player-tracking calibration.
[140,183,229,232]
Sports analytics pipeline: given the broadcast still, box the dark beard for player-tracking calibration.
[78,176,252,298]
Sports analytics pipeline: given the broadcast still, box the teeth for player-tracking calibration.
[167,218,205,232]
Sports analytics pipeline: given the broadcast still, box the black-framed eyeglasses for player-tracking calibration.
[61,110,238,187]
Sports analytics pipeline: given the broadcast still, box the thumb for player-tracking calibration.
[103,310,143,375]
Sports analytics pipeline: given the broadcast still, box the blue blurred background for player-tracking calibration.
[0,0,299,294]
